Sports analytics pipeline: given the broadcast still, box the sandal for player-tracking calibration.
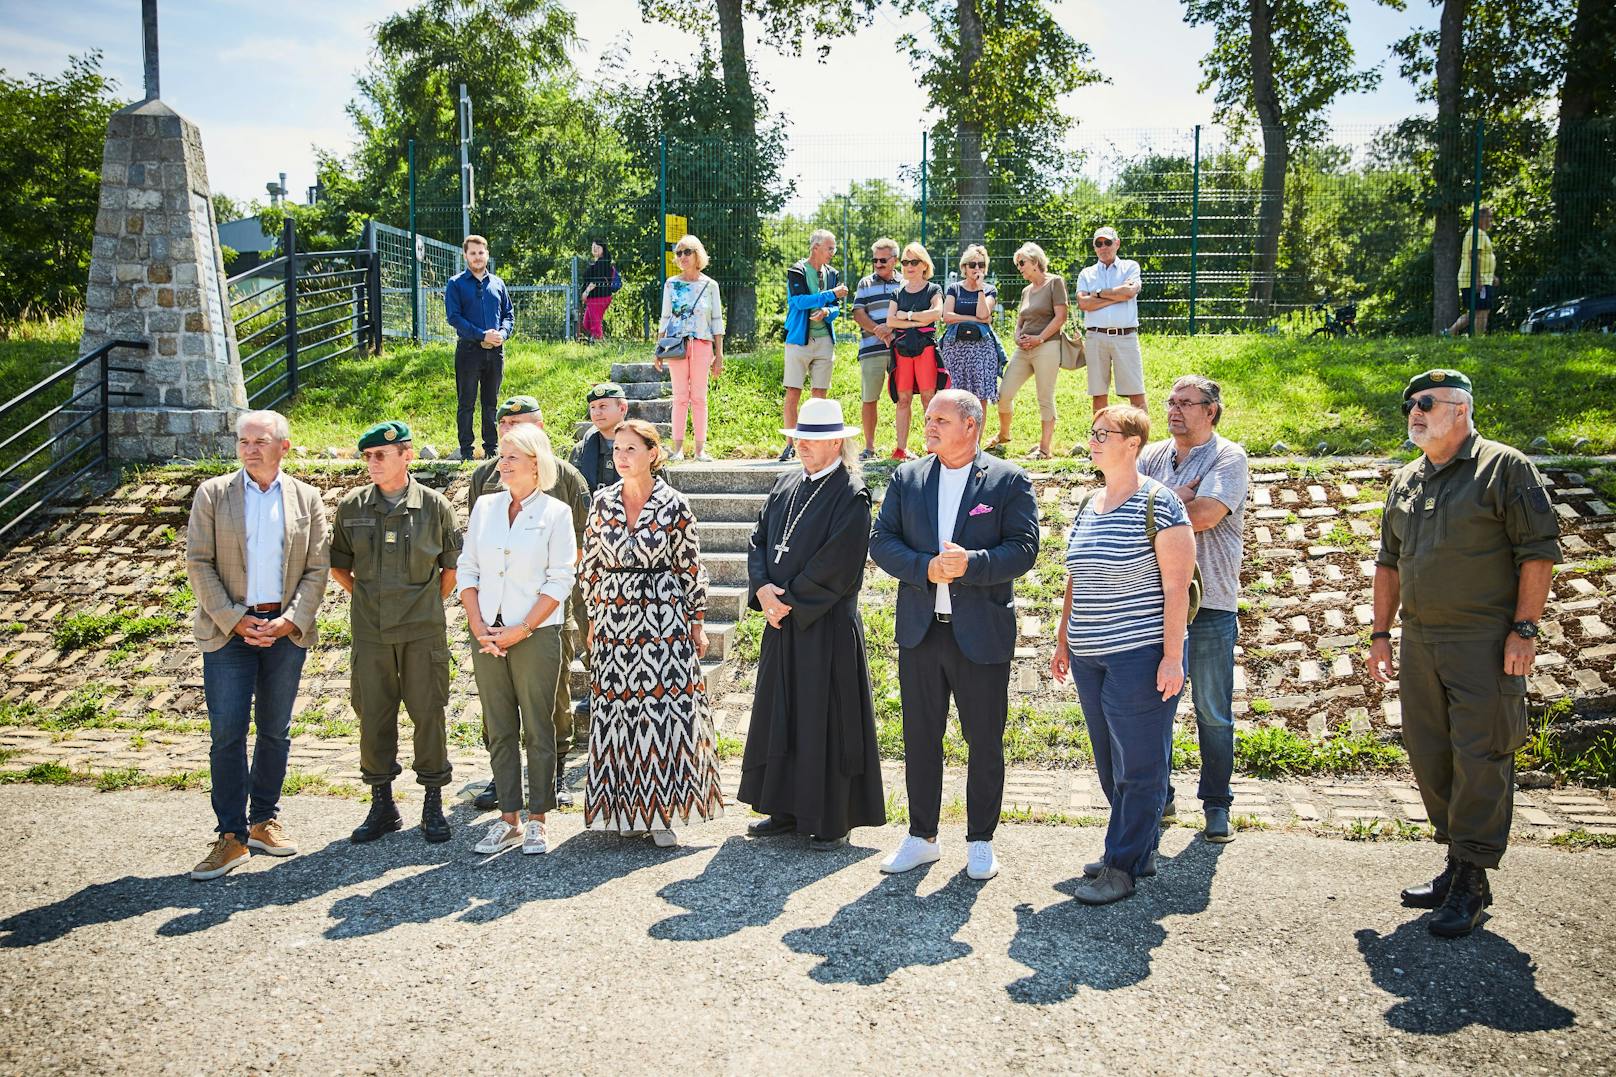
[1023,447,1051,460]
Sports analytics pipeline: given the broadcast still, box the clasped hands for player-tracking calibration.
[928,540,969,585]
[232,615,294,648]
[757,583,792,629]
[470,618,528,658]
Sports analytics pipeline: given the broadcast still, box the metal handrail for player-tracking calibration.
[0,338,147,419]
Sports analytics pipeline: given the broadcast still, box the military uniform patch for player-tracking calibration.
[1527,486,1551,513]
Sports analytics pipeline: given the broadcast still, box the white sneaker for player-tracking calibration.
[668,449,686,462]
[880,835,941,874]
[522,819,547,855]
[693,451,714,462]
[966,840,1000,881]
[473,820,521,854]
[651,828,678,848]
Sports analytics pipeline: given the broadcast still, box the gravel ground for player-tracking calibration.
[0,786,1611,1075]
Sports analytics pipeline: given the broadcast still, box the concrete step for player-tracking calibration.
[694,521,755,553]
[611,363,668,384]
[703,552,749,587]
[664,461,795,494]
[623,381,668,401]
[572,421,672,442]
[683,491,768,522]
[706,584,749,621]
[628,399,672,423]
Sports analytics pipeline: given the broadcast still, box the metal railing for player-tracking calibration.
[227,219,381,410]
[0,339,148,544]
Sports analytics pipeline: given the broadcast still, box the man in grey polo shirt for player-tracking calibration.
[1138,374,1249,842]
[850,237,904,461]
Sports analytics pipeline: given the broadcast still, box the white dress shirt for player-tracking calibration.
[242,470,285,607]
[1077,257,1142,329]
[935,460,972,615]
[457,488,578,628]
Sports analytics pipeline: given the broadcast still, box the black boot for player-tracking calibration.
[473,780,498,812]
[1428,860,1492,938]
[554,755,574,808]
[351,783,402,843]
[421,786,451,843]
[1401,856,1458,908]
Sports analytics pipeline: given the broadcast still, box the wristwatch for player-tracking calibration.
[1512,620,1540,640]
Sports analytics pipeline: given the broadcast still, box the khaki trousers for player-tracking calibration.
[472,625,564,814]
[352,635,452,788]
[999,338,1062,422]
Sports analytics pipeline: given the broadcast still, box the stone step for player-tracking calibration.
[622,381,668,401]
[694,521,755,553]
[611,363,668,385]
[664,461,795,494]
[683,492,768,523]
[572,421,673,442]
[629,399,672,423]
[703,552,749,587]
[705,584,749,622]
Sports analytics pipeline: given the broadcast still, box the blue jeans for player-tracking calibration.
[1070,642,1183,878]
[1186,609,1238,810]
[202,633,307,837]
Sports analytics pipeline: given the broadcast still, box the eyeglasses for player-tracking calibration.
[1093,238,1115,247]
[872,255,893,264]
[900,258,922,266]
[674,248,694,257]
[962,261,985,269]
[360,448,402,462]
[1089,427,1128,443]
[1014,260,1027,268]
[1401,394,1463,416]
[1166,397,1213,410]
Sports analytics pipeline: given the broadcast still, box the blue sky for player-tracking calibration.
[1,0,1437,209]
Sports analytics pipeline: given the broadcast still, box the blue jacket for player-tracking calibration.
[445,269,515,343]
[869,449,1040,664]
[784,259,841,346]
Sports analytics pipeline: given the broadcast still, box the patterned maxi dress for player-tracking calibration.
[580,476,725,832]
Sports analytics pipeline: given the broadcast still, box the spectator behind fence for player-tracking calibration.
[1052,405,1194,907]
[939,244,1007,426]
[779,230,848,462]
[1447,206,1498,337]
[996,243,1067,460]
[578,237,616,343]
[459,423,578,857]
[850,237,904,461]
[656,234,725,462]
[185,410,329,881]
[444,234,514,461]
[1076,226,1146,414]
[885,242,945,461]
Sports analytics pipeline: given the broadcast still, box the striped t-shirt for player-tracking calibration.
[1064,480,1190,657]
[854,273,903,359]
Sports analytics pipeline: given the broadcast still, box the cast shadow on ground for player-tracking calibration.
[780,864,983,986]
[0,802,487,946]
[1354,919,1575,1035]
[323,828,699,940]
[648,835,875,943]
[1005,837,1224,1004]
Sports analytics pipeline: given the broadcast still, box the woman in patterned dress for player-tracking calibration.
[579,419,724,847]
[939,243,1007,427]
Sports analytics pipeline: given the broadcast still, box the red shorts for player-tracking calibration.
[893,344,941,396]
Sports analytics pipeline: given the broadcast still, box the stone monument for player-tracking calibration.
[76,0,246,460]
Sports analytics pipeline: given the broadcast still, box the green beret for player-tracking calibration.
[1404,368,1473,400]
[357,420,411,450]
[497,394,542,420]
[586,381,627,403]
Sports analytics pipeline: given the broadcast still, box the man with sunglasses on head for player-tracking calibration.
[780,230,849,462]
[1075,226,1146,414]
[851,238,905,460]
[1137,375,1249,842]
[1370,369,1560,938]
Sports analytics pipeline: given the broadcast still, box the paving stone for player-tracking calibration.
[1323,609,1347,630]
[1353,604,1374,625]
[1381,700,1402,728]
[1517,807,1558,827]
[1332,655,1355,680]
[1290,615,1311,634]
[1307,485,1328,503]
[1332,808,1388,821]
[1577,616,1611,639]
[1305,711,1326,736]
[1291,800,1320,821]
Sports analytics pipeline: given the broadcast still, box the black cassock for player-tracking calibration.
[738,465,885,838]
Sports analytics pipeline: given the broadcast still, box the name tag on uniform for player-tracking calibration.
[385,530,398,544]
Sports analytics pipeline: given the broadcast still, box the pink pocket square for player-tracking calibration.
[968,503,993,516]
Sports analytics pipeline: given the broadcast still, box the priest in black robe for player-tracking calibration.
[740,398,886,849]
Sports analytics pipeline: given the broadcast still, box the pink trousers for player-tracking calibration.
[581,294,612,339]
[668,337,714,445]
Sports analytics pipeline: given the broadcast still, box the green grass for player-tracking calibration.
[51,609,181,652]
[714,733,745,761]
[1549,828,1616,850]
[1340,818,1434,842]
[1235,724,1407,779]
[1516,704,1616,785]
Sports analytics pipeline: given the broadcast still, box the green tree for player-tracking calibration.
[1546,0,1616,304]
[0,52,124,322]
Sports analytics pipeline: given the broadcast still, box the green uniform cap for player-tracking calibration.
[1404,369,1473,400]
[586,382,627,403]
[496,394,542,420]
[357,420,411,450]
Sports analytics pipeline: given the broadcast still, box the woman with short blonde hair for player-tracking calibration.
[940,244,1005,422]
[657,235,724,462]
[997,242,1068,459]
[884,242,945,459]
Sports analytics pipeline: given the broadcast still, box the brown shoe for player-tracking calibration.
[247,819,298,857]
[190,834,250,881]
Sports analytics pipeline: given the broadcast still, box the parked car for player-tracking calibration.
[1519,293,1616,334]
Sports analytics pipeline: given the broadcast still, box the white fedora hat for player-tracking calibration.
[781,397,860,440]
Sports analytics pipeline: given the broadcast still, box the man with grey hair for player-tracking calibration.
[1075,225,1146,414]
[1138,375,1249,841]
[870,388,1040,881]
[851,237,904,459]
[780,229,848,461]
[185,410,330,879]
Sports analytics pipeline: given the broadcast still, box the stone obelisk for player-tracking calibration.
[77,0,245,460]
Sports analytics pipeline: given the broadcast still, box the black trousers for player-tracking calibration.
[454,339,504,455]
[898,617,1009,842]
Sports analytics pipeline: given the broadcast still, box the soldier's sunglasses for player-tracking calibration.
[1401,394,1463,416]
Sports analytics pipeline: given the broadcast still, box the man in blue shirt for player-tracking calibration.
[444,235,515,460]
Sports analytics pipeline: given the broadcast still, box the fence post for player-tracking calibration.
[920,132,929,250]
[408,139,421,344]
[365,219,382,353]
[283,217,299,400]
[568,255,579,341]
[841,194,850,283]
[1467,117,1485,338]
[1189,124,1201,336]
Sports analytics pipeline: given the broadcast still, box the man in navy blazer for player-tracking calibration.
[870,389,1040,880]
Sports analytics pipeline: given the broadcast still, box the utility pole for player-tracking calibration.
[459,84,473,242]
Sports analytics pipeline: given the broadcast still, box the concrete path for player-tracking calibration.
[1,786,1611,1074]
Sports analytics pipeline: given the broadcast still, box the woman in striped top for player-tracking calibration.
[1052,405,1196,906]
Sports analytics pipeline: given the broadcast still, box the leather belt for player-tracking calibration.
[1088,326,1138,335]
[248,603,282,616]
[934,613,953,623]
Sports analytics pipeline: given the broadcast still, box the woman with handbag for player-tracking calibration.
[1050,405,1195,906]
[884,242,944,461]
[939,244,1006,432]
[655,234,725,462]
[995,242,1069,460]
[578,238,616,343]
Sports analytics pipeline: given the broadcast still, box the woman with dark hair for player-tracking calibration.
[579,238,616,343]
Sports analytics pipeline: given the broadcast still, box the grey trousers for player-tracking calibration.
[472,625,564,814]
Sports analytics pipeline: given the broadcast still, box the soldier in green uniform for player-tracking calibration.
[467,396,590,812]
[331,421,463,844]
[1370,369,1560,937]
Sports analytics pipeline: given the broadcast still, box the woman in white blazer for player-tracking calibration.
[458,423,577,856]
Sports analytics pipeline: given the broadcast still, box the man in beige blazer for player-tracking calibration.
[185,410,329,880]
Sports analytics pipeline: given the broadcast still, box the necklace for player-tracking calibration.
[773,472,833,563]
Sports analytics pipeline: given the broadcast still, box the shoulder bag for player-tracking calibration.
[655,280,710,359]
